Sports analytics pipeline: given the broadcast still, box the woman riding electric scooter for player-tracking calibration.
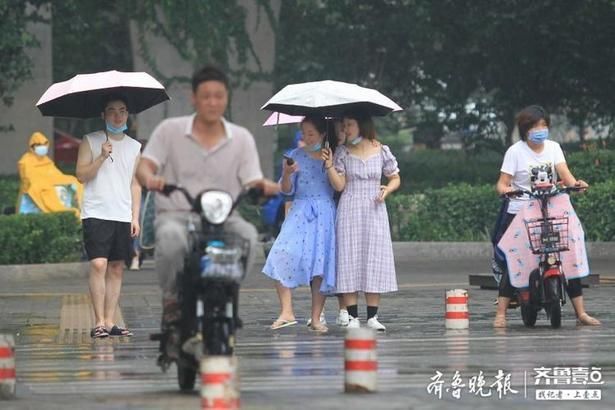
[491,105,600,328]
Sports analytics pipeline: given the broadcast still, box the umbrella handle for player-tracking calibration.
[104,131,114,162]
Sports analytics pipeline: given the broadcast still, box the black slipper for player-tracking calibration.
[108,325,133,337]
[90,326,109,338]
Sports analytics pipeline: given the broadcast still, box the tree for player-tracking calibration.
[129,0,275,89]
[0,0,46,109]
[275,0,615,149]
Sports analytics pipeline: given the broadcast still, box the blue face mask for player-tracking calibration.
[349,136,363,146]
[308,141,322,152]
[106,122,127,134]
[34,145,48,156]
[528,128,549,144]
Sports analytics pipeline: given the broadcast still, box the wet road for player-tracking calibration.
[1,257,614,409]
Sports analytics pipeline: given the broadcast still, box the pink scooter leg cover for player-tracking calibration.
[497,194,590,289]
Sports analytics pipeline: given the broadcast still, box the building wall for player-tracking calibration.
[129,1,280,178]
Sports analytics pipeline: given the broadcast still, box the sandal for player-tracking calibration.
[270,319,298,330]
[493,314,507,328]
[108,325,133,337]
[309,323,328,333]
[90,325,109,338]
[577,313,601,326]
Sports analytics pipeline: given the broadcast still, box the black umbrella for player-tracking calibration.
[36,70,169,118]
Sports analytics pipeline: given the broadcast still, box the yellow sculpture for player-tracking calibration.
[16,132,83,217]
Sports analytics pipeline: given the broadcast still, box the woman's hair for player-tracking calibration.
[343,110,376,140]
[301,115,327,134]
[516,105,550,141]
[300,115,338,152]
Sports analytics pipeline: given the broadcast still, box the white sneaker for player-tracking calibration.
[366,315,386,332]
[336,309,349,326]
[347,316,360,329]
[129,257,140,271]
[306,311,327,327]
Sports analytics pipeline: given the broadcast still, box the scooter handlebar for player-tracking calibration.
[500,185,586,200]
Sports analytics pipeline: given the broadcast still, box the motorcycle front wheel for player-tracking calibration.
[204,319,233,356]
[521,304,538,327]
[177,352,197,391]
[545,277,562,328]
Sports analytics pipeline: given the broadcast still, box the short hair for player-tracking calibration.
[516,105,550,141]
[342,110,376,140]
[102,93,128,112]
[192,65,229,93]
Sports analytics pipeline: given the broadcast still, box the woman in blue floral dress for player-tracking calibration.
[263,116,336,332]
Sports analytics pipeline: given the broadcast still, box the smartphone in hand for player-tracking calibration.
[283,155,294,166]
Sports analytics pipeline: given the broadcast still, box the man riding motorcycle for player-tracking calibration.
[136,65,279,336]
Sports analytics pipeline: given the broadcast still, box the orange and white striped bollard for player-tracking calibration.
[344,327,377,393]
[200,356,239,409]
[445,289,469,329]
[0,334,16,400]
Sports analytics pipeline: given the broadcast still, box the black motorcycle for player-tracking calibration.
[504,183,583,329]
[150,185,262,390]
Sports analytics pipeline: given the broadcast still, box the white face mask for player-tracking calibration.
[34,145,48,156]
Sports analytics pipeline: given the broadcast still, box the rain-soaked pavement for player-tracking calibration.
[1,255,614,409]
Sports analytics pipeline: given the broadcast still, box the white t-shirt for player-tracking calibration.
[81,131,141,222]
[500,140,566,214]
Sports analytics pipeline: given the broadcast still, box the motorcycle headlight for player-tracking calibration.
[199,191,233,225]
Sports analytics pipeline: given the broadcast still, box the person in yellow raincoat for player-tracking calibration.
[16,131,83,217]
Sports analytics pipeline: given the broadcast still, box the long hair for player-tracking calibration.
[342,110,376,140]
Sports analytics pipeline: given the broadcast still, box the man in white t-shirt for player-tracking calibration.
[76,95,142,338]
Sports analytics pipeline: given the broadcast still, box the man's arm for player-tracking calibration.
[76,138,110,183]
[246,178,280,196]
[131,155,142,237]
[137,157,165,191]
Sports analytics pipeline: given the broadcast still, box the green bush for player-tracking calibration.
[566,150,615,185]
[396,150,502,193]
[572,179,615,241]
[392,148,615,194]
[0,176,19,211]
[387,184,500,241]
[0,212,82,264]
[389,180,615,241]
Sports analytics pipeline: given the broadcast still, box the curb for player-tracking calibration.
[0,262,89,283]
[2,242,614,282]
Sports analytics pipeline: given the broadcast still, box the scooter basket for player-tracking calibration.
[524,216,569,254]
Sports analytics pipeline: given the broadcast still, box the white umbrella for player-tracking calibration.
[36,70,169,118]
[262,112,304,126]
[261,80,402,117]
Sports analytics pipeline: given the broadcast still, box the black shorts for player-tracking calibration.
[82,218,132,263]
